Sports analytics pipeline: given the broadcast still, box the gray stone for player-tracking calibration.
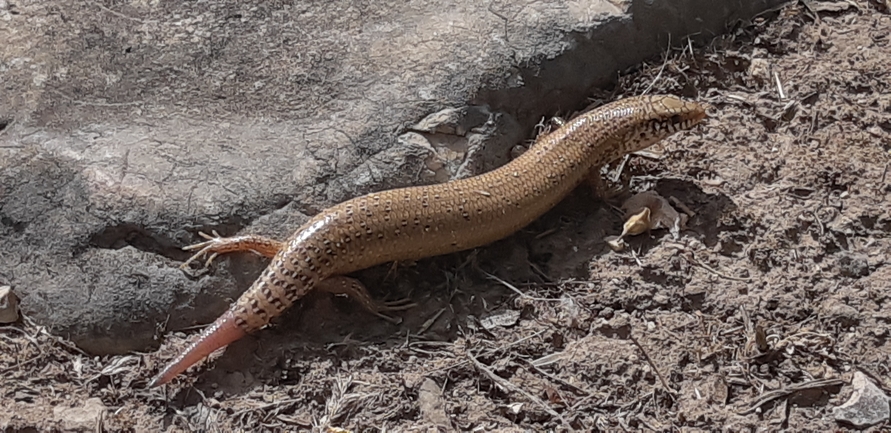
[837,254,871,277]
[53,397,106,432]
[833,372,890,428]
[819,298,861,328]
[0,0,785,354]
[418,378,452,430]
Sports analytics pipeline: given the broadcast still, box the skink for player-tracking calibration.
[148,94,708,387]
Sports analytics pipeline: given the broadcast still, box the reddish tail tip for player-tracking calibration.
[148,309,247,388]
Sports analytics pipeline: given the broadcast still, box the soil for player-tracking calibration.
[3,2,891,432]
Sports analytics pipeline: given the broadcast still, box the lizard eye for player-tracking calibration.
[670,114,683,124]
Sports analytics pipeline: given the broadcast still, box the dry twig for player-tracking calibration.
[738,378,844,415]
[630,333,677,397]
[467,354,572,431]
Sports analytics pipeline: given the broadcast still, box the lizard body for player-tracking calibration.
[148,94,707,387]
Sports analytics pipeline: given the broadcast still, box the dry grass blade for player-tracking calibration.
[315,375,369,432]
[89,355,141,382]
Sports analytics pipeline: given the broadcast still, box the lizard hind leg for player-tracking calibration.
[316,276,417,324]
[180,230,285,269]
[585,163,628,201]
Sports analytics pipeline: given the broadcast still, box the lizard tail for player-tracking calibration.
[147,309,247,387]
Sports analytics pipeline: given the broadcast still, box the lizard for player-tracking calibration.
[148,94,708,387]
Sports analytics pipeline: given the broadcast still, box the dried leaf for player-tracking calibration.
[621,207,652,237]
[620,191,687,239]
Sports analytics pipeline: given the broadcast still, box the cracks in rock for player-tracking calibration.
[88,223,187,260]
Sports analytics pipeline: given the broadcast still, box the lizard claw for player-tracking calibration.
[369,298,417,324]
[378,298,417,312]
[180,231,226,269]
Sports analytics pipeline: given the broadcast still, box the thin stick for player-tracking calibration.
[524,360,594,396]
[232,398,301,418]
[643,34,672,95]
[739,378,844,415]
[484,272,563,302]
[417,308,446,335]
[88,0,157,23]
[774,71,786,100]
[629,333,677,396]
[809,210,825,236]
[681,254,752,282]
[467,354,572,430]
[611,154,631,183]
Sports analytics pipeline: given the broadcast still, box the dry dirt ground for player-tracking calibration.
[3,2,891,432]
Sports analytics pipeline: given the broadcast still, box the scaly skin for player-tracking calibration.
[148,94,708,387]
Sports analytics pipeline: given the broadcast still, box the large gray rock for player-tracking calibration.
[0,0,784,354]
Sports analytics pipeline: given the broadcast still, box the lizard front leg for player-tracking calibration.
[180,230,284,269]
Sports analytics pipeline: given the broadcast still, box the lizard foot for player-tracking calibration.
[180,231,285,270]
[317,276,416,324]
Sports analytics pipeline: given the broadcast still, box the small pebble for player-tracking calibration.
[0,286,19,323]
[833,371,890,428]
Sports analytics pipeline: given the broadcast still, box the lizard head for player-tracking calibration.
[624,95,709,151]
